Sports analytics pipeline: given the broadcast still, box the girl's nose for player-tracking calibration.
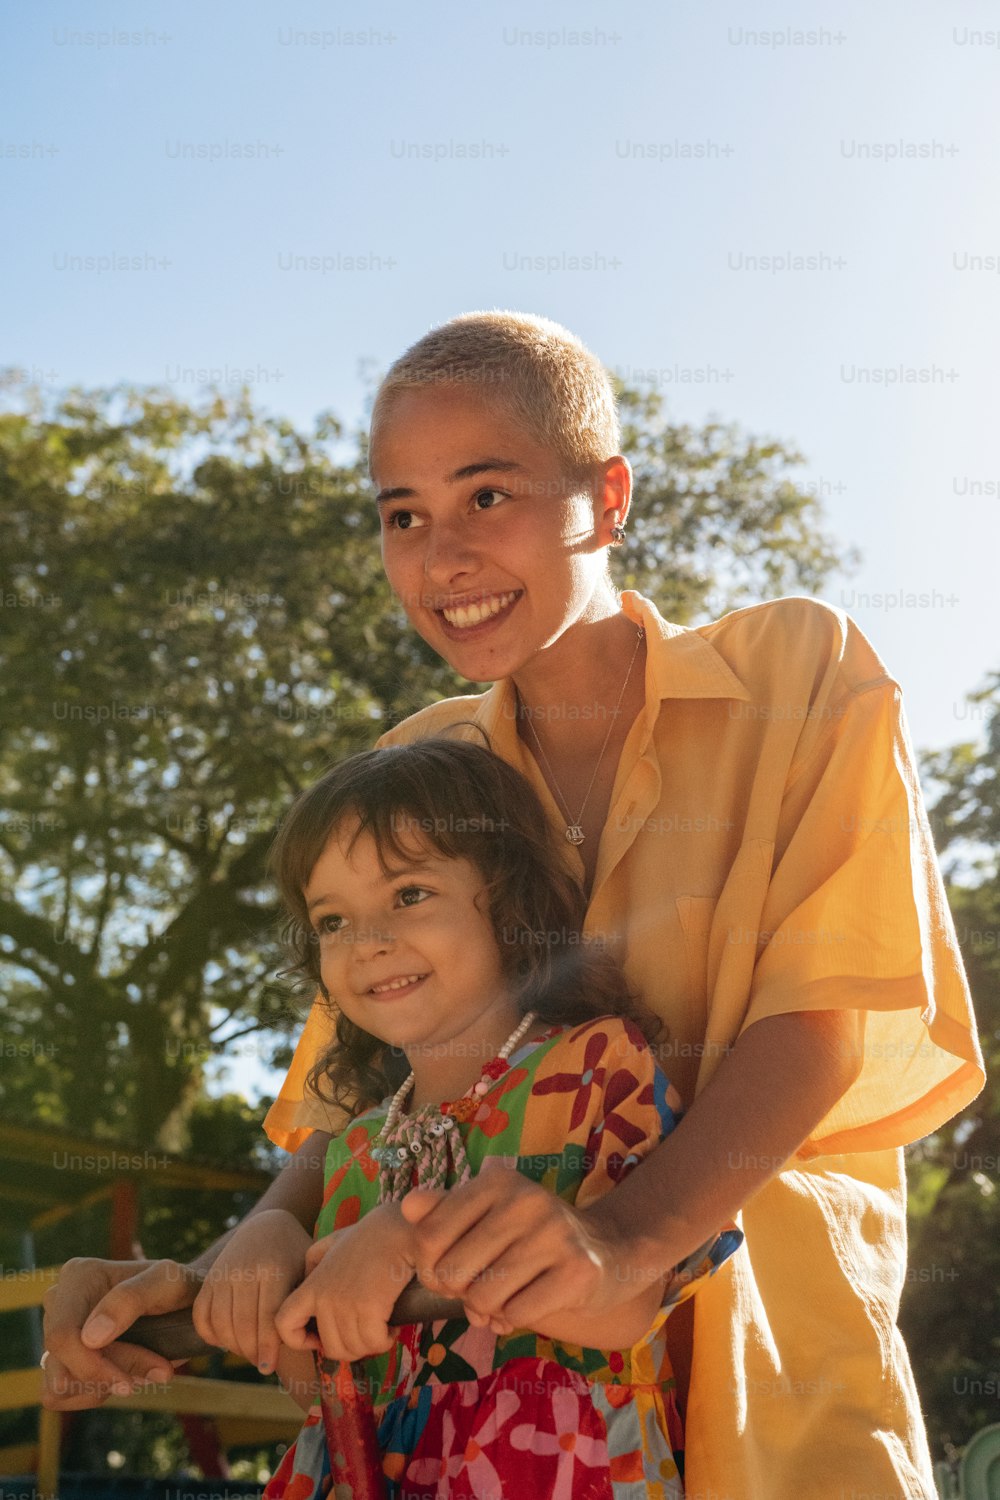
[352,924,394,959]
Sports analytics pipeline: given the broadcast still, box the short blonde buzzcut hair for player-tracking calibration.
[368,311,621,483]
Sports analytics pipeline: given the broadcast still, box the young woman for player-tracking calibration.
[267,313,983,1498]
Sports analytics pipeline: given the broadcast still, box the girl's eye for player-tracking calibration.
[397,886,429,909]
[473,488,507,511]
[316,914,344,935]
[384,508,426,531]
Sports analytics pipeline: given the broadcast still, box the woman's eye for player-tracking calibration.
[473,488,507,511]
[385,508,425,531]
[397,886,429,909]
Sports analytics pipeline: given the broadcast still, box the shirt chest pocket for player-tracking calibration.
[675,838,776,1039]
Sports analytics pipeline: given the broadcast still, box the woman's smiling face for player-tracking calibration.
[372,385,618,684]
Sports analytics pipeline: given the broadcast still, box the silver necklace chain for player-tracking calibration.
[516,625,645,846]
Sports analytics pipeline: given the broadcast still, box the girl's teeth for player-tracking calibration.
[372,974,422,993]
[442,592,517,628]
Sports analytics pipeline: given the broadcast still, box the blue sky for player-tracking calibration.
[4,0,998,1101]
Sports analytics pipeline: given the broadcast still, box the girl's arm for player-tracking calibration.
[275,1345,320,1413]
[189,1128,330,1272]
[275,1203,417,1364]
[402,1007,862,1332]
[191,1208,315,1372]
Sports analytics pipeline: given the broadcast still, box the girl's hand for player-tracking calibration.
[274,1203,416,1364]
[400,1168,644,1342]
[191,1209,313,1374]
[303,1230,341,1276]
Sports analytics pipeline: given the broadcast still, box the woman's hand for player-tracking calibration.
[275,1204,416,1364]
[399,1167,651,1345]
[191,1209,313,1374]
[41,1257,195,1409]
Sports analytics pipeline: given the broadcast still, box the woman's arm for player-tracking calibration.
[402,1008,863,1331]
[585,1007,863,1283]
[514,1264,668,1350]
[42,1130,331,1409]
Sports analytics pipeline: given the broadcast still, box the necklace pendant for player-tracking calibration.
[565,824,585,846]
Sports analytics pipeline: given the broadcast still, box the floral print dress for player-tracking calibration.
[263,1017,742,1500]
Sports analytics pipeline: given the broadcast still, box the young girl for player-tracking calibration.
[259,735,741,1499]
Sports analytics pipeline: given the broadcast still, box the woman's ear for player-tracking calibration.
[596,455,633,542]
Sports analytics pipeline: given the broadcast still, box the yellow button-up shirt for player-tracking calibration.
[265,591,983,1499]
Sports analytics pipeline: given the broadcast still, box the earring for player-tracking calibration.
[610,522,627,545]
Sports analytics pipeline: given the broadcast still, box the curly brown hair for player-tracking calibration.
[268,732,663,1120]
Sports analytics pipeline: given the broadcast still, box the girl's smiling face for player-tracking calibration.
[304,818,520,1081]
[372,385,624,684]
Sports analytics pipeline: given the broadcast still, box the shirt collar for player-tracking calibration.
[619,590,752,703]
[469,589,751,753]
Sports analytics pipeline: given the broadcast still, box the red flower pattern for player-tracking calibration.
[531,1030,608,1130]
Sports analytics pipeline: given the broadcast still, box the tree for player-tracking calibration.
[613,382,857,617]
[0,376,856,1160]
[900,681,1000,1453]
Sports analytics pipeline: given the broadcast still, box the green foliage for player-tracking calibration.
[900,686,1000,1452]
[138,1094,278,1265]
[613,382,859,620]
[0,382,460,1153]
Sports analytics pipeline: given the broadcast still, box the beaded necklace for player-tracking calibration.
[371,1010,538,1201]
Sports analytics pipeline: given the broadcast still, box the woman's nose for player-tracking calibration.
[423,521,478,584]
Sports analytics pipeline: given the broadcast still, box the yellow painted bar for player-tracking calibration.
[1,1366,301,1423]
[0,1265,60,1313]
[37,1405,61,1498]
[0,1369,46,1412]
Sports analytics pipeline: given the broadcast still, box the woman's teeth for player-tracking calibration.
[441,591,518,629]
